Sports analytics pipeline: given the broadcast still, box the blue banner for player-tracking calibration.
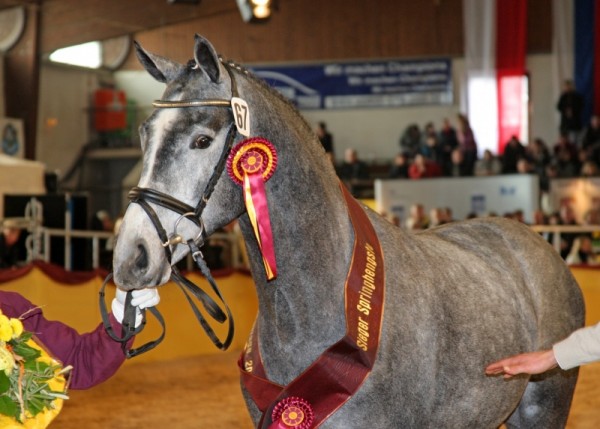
[250,58,453,110]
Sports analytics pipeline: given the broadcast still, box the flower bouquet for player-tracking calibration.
[0,310,70,428]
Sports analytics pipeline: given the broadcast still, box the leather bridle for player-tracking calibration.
[100,63,241,357]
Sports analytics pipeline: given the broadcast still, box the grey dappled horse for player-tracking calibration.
[113,35,584,428]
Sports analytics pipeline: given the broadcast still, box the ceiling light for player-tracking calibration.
[237,0,274,23]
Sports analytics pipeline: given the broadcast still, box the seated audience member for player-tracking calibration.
[429,207,446,228]
[420,129,444,165]
[405,203,429,230]
[527,138,551,178]
[555,145,580,178]
[516,158,534,175]
[580,159,600,177]
[438,118,459,174]
[338,148,371,197]
[532,209,547,225]
[474,149,502,176]
[338,148,369,181]
[501,135,527,174]
[0,219,25,268]
[388,152,410,178]
[557,204,580,259]
[581,115,600,151]
[408,154,442,179]
[399,124,422,159]
[441,207,454,223]
[447,148,470,177]
[0,287,160,389]
[566,235,599,265]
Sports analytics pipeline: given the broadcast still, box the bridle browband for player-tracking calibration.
[100,62,241,357]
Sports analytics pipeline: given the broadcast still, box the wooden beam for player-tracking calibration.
[38,0,235,53]
[4,3,41,160]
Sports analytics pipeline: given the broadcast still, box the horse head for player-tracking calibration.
[113,35,245,289]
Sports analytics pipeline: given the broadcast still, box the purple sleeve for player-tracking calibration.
[0,290,131,390]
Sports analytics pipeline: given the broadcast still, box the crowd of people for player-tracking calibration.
[388,113,600,187]
[399,199,600,265]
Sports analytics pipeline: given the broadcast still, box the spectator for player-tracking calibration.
[527,138,552,190]
[429,207,446,228]
[516,158,533,175]
[580,159,600,177]
[553,134,578,160]
[556,79,585,142]
[0,219,25,268]
[581,115,600,151]
[501,135,527,174]
[399,124,422,159]
[558,203,579,259]
[420,134,444,165]
[408,154,442,179]
[388,152,410,179]
[474,149,502,176]
[338,148,369,181]
[438,118,459,174]
[316,121,334,162]
[338,148,370,197]
[405,203,429,230]
[456,113,478,176]
[565,235,598,265]
[447,148,470,177]
[554,146,580,178]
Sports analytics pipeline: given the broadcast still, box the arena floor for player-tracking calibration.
[50,349,600,428]
[47,267,600,428]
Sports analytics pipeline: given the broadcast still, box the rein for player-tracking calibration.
[100,63,240,357]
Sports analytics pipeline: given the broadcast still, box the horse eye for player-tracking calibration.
[191,135,212,150]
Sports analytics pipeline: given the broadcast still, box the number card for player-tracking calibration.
[231,97,250,137]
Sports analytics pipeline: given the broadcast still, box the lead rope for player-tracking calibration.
[99,273,166,358]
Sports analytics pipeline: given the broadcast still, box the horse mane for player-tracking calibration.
[216,56,316,138]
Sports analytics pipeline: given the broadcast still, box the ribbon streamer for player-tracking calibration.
[244,170,277,279]
[227,137,278,280]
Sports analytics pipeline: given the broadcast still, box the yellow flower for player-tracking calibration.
[10,318,23,339]
[0,346,15,375]
[0,315,12,342]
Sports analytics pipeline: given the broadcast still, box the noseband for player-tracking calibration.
[101,63,241,357]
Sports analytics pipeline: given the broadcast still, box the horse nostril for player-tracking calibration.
[135,243,148,271]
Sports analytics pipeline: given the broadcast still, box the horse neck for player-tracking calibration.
[239,174,355,372]
[234,86,355,365]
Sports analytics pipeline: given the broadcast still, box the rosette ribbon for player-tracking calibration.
[227,137,278,280]
[269,397,314,429]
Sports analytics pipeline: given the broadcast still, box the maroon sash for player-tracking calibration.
[238,183,385,428]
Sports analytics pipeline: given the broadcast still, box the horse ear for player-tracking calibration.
[193,34,223,84]
[134,41,184,84]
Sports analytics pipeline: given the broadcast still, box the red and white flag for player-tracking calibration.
[463,0,528,156]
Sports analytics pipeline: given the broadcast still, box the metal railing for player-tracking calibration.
[37,228,244,271]
[529,225,600,254]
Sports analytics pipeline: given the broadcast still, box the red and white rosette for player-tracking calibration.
[227,137,278,280]
[269,397,314,429]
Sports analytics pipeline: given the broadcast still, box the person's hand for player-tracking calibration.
[111,288,160,328]
[485,350,558,379]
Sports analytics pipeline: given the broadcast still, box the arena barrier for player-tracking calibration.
[0,262,596,364]
[0,261,258,364]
